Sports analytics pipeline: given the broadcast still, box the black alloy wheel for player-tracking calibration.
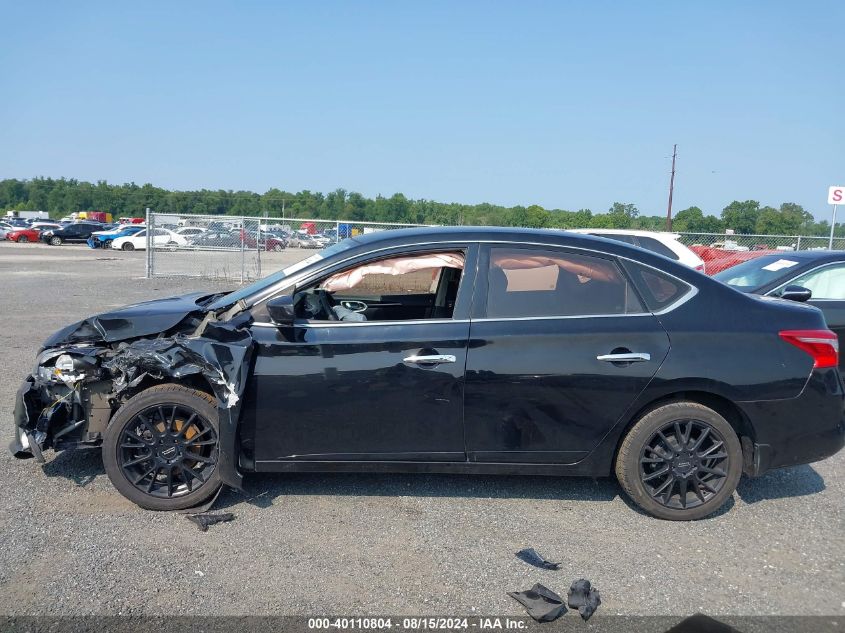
[615,401,742,520]
[117,404,218,500]
[103,384,223,510]
[639,419,729,510]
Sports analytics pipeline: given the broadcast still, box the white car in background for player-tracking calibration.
[568,228,706,272]
[0,221,15,240]
[175,226,208,239]
[111,228,188,251]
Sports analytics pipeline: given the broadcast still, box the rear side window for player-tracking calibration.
[635,236,680,260]
[622,260,691,311]
[486,247,644,318]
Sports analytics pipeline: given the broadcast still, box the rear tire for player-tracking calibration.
[122,242,135,251]
[615,401,742,520]
[103,384,222,511]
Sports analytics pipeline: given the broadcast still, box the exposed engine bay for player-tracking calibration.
[10,291,254,490]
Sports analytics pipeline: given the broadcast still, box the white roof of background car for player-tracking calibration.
[568,228,682,239]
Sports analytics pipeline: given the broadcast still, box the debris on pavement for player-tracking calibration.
[186,512,235,532]
[515,547,561,570]
[567,578,601,621]
[507,583,567,622]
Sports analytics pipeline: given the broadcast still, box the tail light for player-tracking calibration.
[779,330,839,368]
[694,263,706,274]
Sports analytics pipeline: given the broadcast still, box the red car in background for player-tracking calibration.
[5,227,43,243]
[237,229,286,251]
[690,245,784,275]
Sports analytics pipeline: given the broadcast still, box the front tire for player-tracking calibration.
[122,242,135,251]
[18,236,28,243]
[50,236,63,246]
[103,384,222,511]
[615,401,742,520]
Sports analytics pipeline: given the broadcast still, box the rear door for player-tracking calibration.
[464,244,672,464]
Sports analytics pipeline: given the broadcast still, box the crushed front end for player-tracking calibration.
[11,346,114,462]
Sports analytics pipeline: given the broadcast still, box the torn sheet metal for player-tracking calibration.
[186,512,235,532]
[515,547,561,570]
[567,578,601,621]
[507,583,567,622]
[101,320,253,410]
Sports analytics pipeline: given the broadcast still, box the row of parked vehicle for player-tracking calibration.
[0,217,339,251]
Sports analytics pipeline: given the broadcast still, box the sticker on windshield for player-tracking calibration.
[762,259,799,272]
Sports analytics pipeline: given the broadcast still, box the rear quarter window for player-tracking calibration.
[622,260,692,311]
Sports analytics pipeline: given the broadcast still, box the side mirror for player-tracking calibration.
[780,285,812,302]
[267,294,296,325]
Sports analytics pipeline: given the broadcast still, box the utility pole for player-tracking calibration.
[666,144,677,232]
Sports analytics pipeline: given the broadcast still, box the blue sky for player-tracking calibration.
[1,1,843,219]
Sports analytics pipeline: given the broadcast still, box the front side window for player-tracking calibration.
[783,264,845,300]
[294,251,466,322]
[486,247,643,318]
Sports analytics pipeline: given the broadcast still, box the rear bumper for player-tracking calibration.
[739,367,845,476]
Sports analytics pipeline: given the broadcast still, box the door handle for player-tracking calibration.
[403,354,456,365]
[596,352,650,362]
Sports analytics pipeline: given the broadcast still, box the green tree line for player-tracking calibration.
[0,177,839,236]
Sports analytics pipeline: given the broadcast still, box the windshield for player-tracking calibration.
[713,255,803,291]
[207,239,357,309]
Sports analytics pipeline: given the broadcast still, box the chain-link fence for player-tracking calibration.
[676,232,845,275]
[676,232,845,252]
[145,213,429,281]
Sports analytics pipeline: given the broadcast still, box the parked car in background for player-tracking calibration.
[236,229,287,251]
[5,226,45,243]
[175,227,207,239]
[11,227,844,519]
[288,232,324,249]
[111,228,188,251]
[40,222,106,245]
[87,224,145,249]
[690,245,782,275]
[569,229,706,272]
[0,221,16,240]
[30,222,62,231]
[187,231,241,249]
[714,251,845,369]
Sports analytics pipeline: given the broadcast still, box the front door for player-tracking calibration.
[464,244,671,464]
[245,245,477,465]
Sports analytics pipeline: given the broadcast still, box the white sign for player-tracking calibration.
[829,186,845,205]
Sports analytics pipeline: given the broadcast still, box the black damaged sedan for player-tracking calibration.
[10,227,845,520]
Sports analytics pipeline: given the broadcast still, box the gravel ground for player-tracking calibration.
[0,241,843,617]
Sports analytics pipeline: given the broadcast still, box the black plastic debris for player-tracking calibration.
[186,512,235,532]
[567,578,601,621]
[507,583,567,622]
[515,547,560,570]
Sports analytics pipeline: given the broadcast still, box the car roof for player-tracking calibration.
[337,226,696,271]
[568,228,680,239]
